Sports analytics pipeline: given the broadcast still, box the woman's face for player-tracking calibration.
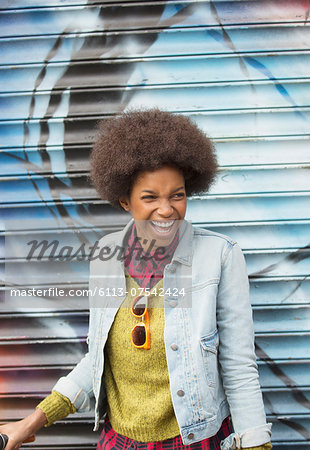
[119,165,187,249]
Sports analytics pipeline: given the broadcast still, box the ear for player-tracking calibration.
[119,196,130,212]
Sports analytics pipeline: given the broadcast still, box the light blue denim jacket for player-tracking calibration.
[53,219,271,449]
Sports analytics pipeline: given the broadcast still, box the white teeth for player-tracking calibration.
[151,220,174,228]
[151,220,175,234]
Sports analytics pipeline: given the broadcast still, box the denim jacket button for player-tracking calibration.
[169,265,176,272]
[177,389,185,397]
[187,433,194,440]
[171,343,178,351]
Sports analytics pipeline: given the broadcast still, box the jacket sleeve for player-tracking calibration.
[243,444,272,450]
[51,351,94,412]
[216,242,272,448]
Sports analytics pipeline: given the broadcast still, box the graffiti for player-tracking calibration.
[256,344,310,441]
[4,2,198,240]
[1,0,310,447]
[209,0,309,122]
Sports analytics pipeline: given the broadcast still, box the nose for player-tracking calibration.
[157,199,174,217]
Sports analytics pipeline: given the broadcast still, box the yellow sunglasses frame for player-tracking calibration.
[131,295,150,349]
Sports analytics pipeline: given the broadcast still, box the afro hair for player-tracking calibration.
[90,109,218,209]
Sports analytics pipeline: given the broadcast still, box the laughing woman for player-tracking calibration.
[0,109,272,450]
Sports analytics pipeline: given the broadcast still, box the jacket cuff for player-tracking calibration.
[36,390,77,427]
[52,376,92,412]
[242,443,272,449]
[240,423,272,448]
[220,423,272,449]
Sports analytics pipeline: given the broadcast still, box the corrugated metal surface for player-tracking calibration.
[0,1,309,448]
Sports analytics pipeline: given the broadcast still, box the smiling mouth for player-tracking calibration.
[150,220,176,234]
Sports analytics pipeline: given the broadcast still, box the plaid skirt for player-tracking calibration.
[97,416,232,450]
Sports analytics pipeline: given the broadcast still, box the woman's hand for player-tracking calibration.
[0,408,47,449]
[0,422,35,450]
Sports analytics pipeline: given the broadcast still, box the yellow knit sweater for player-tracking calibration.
[103,276,179,441]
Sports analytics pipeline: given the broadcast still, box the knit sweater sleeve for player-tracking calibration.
[36,390,77,426]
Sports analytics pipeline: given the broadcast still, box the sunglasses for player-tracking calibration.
[130,295,150,349]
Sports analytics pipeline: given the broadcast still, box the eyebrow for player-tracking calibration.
[141,186,185,194]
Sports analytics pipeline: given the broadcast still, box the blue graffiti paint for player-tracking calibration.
[159,2,192,24]
[207,28,225,44]
[244,56,307,120]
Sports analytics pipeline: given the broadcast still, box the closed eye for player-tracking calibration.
[141,195,156,200]
[172,193,185,198]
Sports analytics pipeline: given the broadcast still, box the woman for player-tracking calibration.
[0,109,272,450]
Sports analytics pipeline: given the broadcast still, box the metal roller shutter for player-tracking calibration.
[0,1,309,448]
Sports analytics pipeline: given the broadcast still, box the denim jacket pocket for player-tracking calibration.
[200,329,219,387]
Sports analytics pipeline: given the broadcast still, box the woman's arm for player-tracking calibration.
[36,390,77,426]
[0,350,93,449]
[0,408,46,450]
[216,242,272,448]
[51,351,94,412]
